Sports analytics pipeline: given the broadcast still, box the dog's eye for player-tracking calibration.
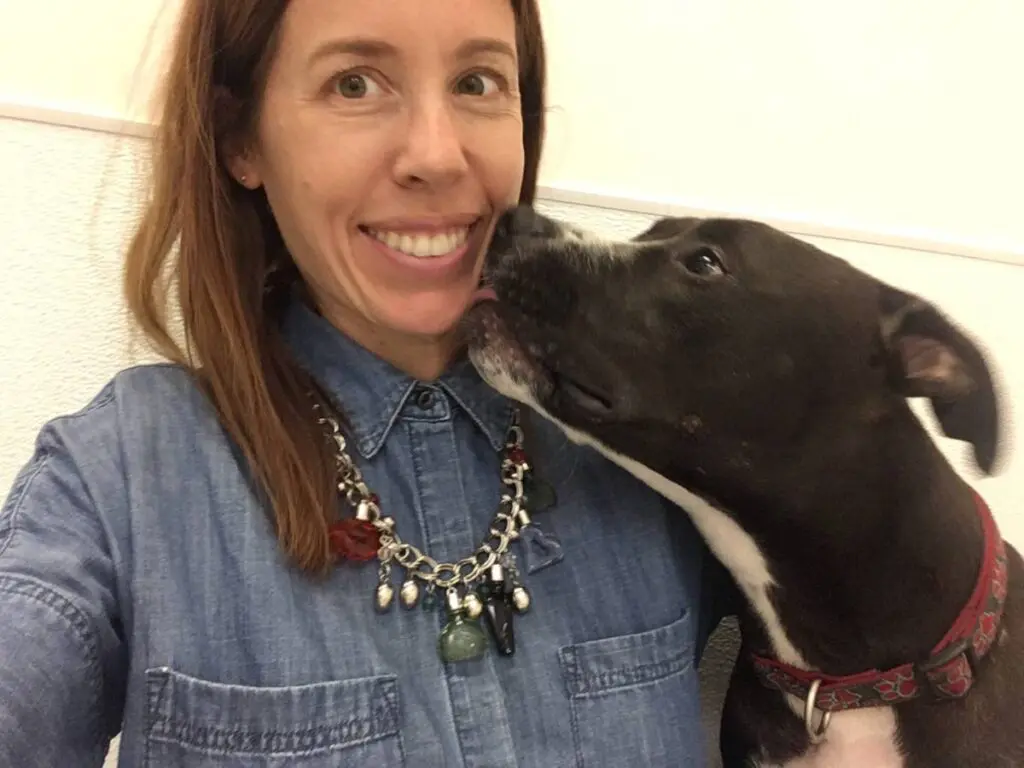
[682,246,726,277]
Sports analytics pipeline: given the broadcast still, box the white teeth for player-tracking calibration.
[368,227,470,258]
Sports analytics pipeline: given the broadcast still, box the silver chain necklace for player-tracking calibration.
[314,401,556,662]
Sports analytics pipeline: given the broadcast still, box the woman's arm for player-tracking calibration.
[0,404,127,767]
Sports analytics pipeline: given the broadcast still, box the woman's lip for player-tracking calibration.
[361,213,483,232]
[360,220,481,277]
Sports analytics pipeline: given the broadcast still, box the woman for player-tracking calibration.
[0,0,735,765]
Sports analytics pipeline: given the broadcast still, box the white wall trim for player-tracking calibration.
[536,185,1024,268]
[3,101,1022,268]
[0,102,154,139]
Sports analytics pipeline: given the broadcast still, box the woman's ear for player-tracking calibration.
[225,148,261,189]
[215,85,262,189]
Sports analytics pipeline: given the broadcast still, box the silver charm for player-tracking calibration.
[463,590,484,619]
[512,585,531,613]
[375,560,394,613]
[445,587,464,614]
[375,581,395,612]
[356,500,371,521]
[400,579,420,609]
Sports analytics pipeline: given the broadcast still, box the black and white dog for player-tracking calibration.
[464,206,1020,767]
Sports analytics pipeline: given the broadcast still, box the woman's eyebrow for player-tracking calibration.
[307,37,399,66]
[455,37,517,62]
[306,36,517,67]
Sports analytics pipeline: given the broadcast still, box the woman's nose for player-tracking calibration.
[393,97,470,189]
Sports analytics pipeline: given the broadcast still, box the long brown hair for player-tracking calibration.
[124,0,547,575]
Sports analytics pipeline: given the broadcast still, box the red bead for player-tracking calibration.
[369,493,380,505]
[508,447,527,465]
[328,519,380,562]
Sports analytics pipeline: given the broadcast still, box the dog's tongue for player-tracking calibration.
[470,285,498,305]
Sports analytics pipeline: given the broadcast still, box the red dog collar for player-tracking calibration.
[751,493,1008,712]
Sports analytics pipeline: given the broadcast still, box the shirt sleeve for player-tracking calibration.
[0,403,127,767]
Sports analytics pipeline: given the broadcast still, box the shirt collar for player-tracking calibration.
[281,298,513,459]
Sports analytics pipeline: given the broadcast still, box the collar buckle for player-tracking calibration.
[917,635,980,700]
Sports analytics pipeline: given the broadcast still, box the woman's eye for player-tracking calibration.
[455,72,502,97]
[333,72,383,99]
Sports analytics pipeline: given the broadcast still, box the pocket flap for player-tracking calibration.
[146,667,400,755]
[558,611,694,697]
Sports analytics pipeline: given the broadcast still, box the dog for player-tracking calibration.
[463,205,1020,767]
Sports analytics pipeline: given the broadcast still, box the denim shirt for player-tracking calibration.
[0,300,732,767]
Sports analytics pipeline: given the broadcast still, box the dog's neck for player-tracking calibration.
[698,405,985,675]
[504,386,987,677]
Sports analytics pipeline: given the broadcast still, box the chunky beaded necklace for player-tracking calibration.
[314,402,556,663]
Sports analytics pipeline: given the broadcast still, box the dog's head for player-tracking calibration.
[465,205,1000,501]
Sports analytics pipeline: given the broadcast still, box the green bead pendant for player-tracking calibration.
[421,589,438,611]
[438,615,488,662]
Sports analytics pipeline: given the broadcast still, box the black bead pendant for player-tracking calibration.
[481,564,516,656]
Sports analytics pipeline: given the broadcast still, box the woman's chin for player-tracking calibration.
[379,291,475,342]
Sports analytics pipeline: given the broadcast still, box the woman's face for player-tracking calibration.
[236,0,525,374]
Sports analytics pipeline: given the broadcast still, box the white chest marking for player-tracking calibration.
[761,705,903,767]
[476,369,904,768]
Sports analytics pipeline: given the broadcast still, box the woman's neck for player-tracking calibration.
[313,298,460,382]
[362,329,459,381]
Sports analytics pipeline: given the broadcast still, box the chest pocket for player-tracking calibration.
[558,611,704,768]
[144,668,405,767]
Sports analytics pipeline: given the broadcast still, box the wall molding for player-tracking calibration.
[4,101,1022,268]
[535,185,1024,267]
[0,102,154,139]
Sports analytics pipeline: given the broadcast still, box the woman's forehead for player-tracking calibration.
[276,0,518,62]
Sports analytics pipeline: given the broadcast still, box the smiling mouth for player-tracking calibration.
[360,219,481,258]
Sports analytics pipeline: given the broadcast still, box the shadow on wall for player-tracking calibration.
[699,617,742,768]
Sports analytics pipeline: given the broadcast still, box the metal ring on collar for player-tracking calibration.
[803,679,832,744]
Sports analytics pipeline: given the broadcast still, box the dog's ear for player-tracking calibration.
[879,285,1000,474]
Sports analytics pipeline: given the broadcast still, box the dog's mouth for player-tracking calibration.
[464,301,615,417]
[542,362,615,415]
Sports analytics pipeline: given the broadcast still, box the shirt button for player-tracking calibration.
[414,387,436,409]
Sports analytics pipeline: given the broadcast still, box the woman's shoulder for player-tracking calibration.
[106,360,213,416]
[3,363,245,564]
[521,409,660,497]
[44,362,215,442]
[17,362,220,493]
[1,363,223,580]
